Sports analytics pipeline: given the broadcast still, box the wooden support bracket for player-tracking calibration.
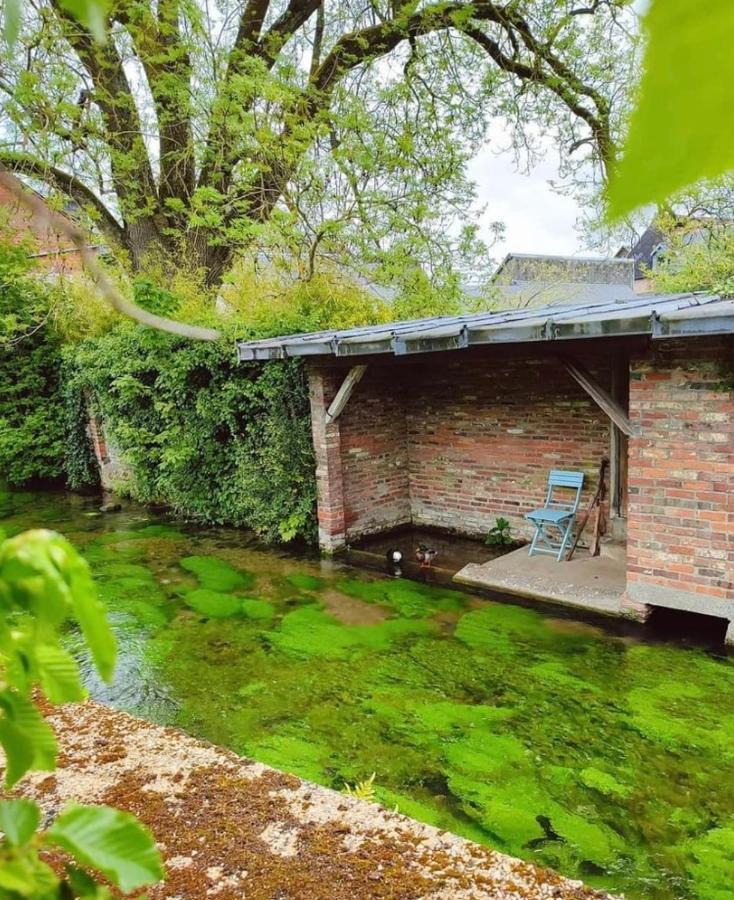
[325,365,367,425]
[562,358,637,437]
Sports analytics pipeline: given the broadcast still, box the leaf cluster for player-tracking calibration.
[0,528,164,897]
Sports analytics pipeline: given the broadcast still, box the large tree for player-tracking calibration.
[0,0,633,286]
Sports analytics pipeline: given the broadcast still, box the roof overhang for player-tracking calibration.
[236,293,732,362]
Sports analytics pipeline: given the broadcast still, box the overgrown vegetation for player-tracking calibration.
[0,235,66,486]
[0,228,427,542]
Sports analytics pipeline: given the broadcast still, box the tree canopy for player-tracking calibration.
[1,0,633,286]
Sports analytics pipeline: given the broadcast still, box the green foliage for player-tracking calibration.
[608,0,734,216]
[650,219,734,297]
[0,235,66,486]
[64,322,318,542]
[46,803,163,894]
[343,772,377,802]
[484,516,514,547]
[0,528,163,896]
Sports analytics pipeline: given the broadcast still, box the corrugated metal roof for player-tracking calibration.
[236,292,733,361]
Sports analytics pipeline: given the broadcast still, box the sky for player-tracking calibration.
[468,140,586,262]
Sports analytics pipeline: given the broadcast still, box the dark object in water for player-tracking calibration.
[416,543,438,567]
[99,502,122,513]
[524,815,565,850]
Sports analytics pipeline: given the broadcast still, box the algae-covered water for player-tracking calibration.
[3,489,734,899]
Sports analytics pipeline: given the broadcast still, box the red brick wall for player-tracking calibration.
[309,350,612,546]
[627,336,734,606]
[0,182,84,275]
[336,367,411,539]
[404,352,611,539]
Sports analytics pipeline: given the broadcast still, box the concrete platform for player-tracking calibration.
[455,545,626,616]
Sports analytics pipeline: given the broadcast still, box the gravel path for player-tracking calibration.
[10,701,614,899]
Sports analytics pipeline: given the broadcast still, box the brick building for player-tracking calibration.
[0,180,87,275]
[238,292,734,640]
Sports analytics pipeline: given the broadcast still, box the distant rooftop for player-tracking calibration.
[238,291,733,361]
[493,252,636,305]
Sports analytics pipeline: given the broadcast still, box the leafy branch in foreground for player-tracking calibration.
[0,528,164,897]
[608,0,734,217]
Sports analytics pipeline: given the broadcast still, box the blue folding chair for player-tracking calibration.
[525,470,584,562]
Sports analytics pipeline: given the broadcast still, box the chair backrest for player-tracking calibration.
[544,470,584,513]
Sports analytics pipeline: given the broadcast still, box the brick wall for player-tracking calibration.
[309,350,612,547]
[308,366,410,550]
[339,368,411,538]
[626,336,734,609]
[404,353,610,539]
[0,182,85,275]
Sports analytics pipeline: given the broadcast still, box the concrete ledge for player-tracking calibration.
[455,546,626,617]
[627,581,734,644]
[7,700,612,899]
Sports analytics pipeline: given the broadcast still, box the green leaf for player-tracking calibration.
[65,864,114,898]
[0,858,36,893]
[2,0,21,45]
[36,644,86,704]
[67,569,116,682]
[0,798,40,846]
[0,691,58,784]
[47,804,164,893]
[57,0,108,42]
[608,0,734,217]
[0,717,34,787]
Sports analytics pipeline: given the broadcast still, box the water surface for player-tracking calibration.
[3,489,734,899]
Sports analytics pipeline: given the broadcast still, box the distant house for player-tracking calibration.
[493,252,636,306]
[617,220,728,294]
[0,180,89,275]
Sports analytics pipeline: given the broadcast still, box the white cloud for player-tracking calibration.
[468,138,587,262]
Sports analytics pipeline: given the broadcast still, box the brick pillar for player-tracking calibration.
[307,366,347,553]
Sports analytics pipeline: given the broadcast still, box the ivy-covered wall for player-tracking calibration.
[64,328,317,543]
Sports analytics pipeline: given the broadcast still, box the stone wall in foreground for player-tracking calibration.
[626,336,734,620]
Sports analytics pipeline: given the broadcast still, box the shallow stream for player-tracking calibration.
[3,489,734,899]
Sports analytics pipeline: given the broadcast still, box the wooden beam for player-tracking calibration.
[325,365,367,424]
[561,358,637,437]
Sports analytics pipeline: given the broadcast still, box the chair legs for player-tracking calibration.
[527,517,576,562]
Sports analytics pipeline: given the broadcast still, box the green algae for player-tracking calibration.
[183,589,242,618]
[337,577,467,618]
[239,597,275,621]
[180,555,254,592]
[266,606,434,660]
[286,573,324,591]
[4,488,734,900]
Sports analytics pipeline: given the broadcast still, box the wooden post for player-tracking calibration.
[325,365,367,424]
